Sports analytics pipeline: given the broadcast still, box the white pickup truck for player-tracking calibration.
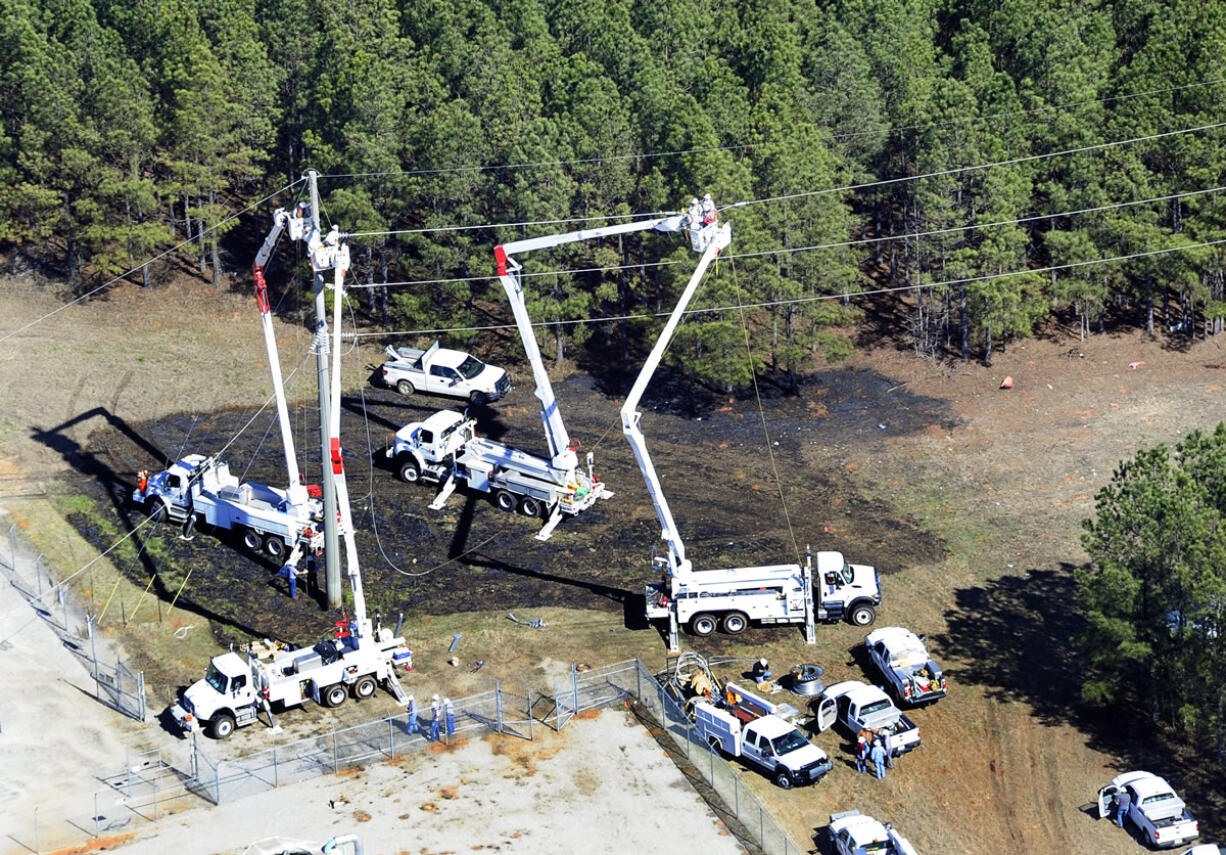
[695,681,832,789]
[829,810,918,855]
[865,626,947,706]
[381,341,511,404]
[813,680,922,756]
[1098,771,1200,849]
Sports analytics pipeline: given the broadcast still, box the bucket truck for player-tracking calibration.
[170,211,413,739]
[619,199,882,652]
[133,206,324,563]
[390,208,710,539]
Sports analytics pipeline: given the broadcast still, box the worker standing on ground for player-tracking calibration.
[444,698,456,737]
[429,695,441,741]
[870,737,887,780]
[1115,789,1132,828]
[882,729,894,769]
[406,696,419,735]
[275,562,304,598]
[855,731,869,774]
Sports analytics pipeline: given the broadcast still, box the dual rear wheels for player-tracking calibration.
[689,611,749,637]
[493,490,543,518]
[241,527,288,558]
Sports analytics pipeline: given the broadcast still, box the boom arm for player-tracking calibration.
[494,213,686,469]
[619,218,732,584]
[252,208,308,507]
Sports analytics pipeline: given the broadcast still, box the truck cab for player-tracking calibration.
[814,681,921,755]
[814,551,881,627]
[172,652,261,738]
[387,410,477,483]
[133,454,208,520]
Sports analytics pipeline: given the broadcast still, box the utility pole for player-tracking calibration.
[307,170,341,608]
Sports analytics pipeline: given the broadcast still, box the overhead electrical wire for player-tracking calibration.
[343,184,1226,295]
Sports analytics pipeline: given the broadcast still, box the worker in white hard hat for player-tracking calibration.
[751,658,772,685]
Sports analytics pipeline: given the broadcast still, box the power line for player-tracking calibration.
[344,184,1226,292]
[342,235,1226,341]
[726,120,1226,211]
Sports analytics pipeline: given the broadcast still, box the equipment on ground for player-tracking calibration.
[618,198,882,652]
[168,210,412,739]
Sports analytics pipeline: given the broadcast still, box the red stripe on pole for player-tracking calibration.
[494,246,508,276]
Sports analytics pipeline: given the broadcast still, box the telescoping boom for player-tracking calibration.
[620,197,883,652]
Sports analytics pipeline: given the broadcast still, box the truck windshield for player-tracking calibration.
[456,355,485,379]
[204,662,228,693]
[771,730,810,755]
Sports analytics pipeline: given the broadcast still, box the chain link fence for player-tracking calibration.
[2,524,148,721]
[2,515,805,855]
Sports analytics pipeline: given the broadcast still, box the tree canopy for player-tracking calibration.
[2,0,1226,380]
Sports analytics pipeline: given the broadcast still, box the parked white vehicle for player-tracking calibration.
[171,629,412,739]
[828,810,918,855]
[865,626,947,706]
[695,683,832,789]
[380,341,511,404]
[134,454,323,559]
[1178,846,1222,855]
[1098,771,1199,849]
[387,409,608,541]
[813,680,921,756]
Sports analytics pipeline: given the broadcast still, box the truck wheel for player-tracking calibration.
[495,490,517,512]
[242,528,262,552]
[721,612,748,634]
[353,676,377,700]
[773,768,794,790]
[849,603,877,627]
[144,500,168,523]
[396,380,414,396]
[690,613,717,637]
[210,712,236,740]
[469,391,483,406]
[519,496,543,518]
[322,684,348,708]
[398,459,421,484]
[264,535,286,558]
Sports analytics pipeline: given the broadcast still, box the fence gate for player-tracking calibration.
[553,666,579,730]
[94,658,147,722]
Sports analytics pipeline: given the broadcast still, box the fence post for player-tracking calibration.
[33,805,39,855]
[495,681,504,733]
[635,657,642,700]
[332,731,339,773]
[527,691,534,740]
[759,805,764,847]
[87,614,99,697]
[8,523,15,571]
[273,747,279,788]
[571,663,579,714]
[389,718,395,758]
[36,554,43,596]
[93,792,99,839]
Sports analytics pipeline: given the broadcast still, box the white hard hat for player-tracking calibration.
[759,657,768,666]
[432,693,440,701]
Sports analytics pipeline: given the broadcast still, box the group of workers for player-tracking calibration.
[406,694,457,741]
[855,728,895,780]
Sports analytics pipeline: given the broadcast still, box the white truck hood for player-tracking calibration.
[780,742,828,771]
[182,679,227,718]
[471,364,507,393]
